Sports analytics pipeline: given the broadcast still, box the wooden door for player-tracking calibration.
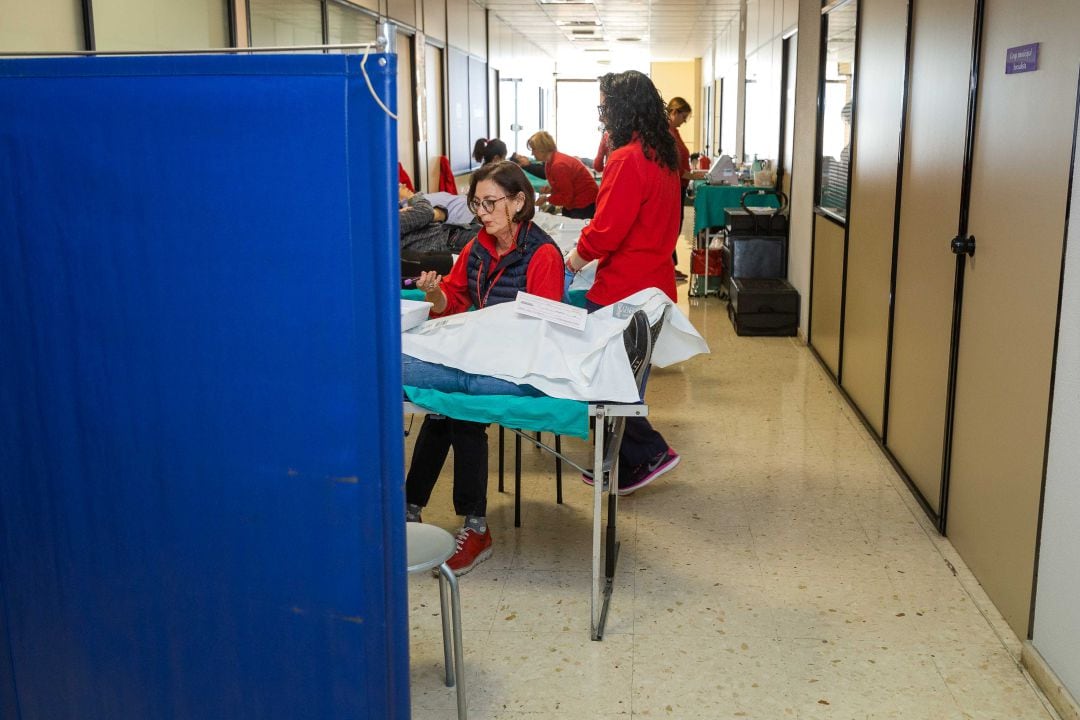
[885,0,975,517]
[945,0,1079,636]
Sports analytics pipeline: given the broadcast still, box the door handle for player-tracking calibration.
[951,234,976,257]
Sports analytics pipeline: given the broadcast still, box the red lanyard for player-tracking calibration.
[476,265,509,309]
[475,223,530,309]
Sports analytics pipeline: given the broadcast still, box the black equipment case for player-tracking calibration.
[727,277,799,336]
[721,190,789,294]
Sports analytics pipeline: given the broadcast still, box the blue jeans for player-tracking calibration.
[402,355,545,397]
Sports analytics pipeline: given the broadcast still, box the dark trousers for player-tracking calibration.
[585,299,668,470]
[405,416,489,517]
[564,203,596,220]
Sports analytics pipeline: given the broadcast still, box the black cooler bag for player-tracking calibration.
[728,277,799,336]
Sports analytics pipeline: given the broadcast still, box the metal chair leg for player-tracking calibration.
[437,562,468,719]
[555,434,563,504]
[437,571,454,687]
[498,425,505,493]
[514,433,522,528]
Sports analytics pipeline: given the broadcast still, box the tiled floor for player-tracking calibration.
[404,228,1059,719]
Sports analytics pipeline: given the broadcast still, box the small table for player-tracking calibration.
[692,183,779,237]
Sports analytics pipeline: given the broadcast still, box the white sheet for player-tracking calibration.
[532,212,589,254]
[401,288,709,402]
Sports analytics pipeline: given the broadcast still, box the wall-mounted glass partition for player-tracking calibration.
[816,0,857,222]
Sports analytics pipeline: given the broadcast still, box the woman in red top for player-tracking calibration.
[527,130,599,219]
[666,97,707,277]
[563,70,683,496]
[405,161,564,576]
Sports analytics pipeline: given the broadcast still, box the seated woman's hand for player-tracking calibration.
[417,270,443,294]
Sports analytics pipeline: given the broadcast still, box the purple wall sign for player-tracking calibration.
[1006,43,1039,74]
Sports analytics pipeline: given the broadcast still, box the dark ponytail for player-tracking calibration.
[472,137,508,165]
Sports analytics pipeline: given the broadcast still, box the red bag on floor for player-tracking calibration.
[691,248,722,276]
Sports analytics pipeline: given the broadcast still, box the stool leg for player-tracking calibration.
[437,572,455,688]
[498,426,505,493]
[438,562,468,720]
[555,434,563,504]
[514,433,522,528]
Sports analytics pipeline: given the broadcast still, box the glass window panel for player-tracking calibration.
[250,0,323,48]
[816,0,856,221]
[0,0,85,52]
[93,0,229,51]
[327,2,377,50]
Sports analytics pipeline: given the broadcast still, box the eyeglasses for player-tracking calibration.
[467,195,509,214]
[596,104,606,119]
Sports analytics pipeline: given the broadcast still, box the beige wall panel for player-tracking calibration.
[783,0,799,31]
[839,0,907,435]
[396,32,416,186]
[446,0,468,50]
[947,0,1079,637]
[757,0,774,51]
[425,44,446,191]
[811,216,846,375]
[423,0,446,42]
[348,0,379,13]
[387,0,417,28]
[886,0,973,514]
[468,1,486,59]
[93,0,229,50]
[0,0,84,51]
[651,60,702,152]
[746,0,759,55]
[788,0,824,338]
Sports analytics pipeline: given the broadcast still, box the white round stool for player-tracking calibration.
[406,523,467,720]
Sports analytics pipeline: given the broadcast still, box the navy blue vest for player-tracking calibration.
[466,222,559,308]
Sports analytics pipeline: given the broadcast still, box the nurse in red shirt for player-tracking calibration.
[527,130,599,219]
[563,70,684,496]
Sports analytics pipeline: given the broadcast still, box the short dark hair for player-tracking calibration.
[467,160,535,223]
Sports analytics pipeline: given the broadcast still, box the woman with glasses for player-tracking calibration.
[403,160,564,576]
[563,70,684,496]
[666,96,707,279]
[526,130,599,219]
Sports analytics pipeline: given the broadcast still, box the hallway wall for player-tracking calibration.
[1032,111,1080,708]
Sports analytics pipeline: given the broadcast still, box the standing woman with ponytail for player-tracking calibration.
[563,70,684,495]
[404,161,564,575]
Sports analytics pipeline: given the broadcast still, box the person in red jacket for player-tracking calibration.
[405,161,564,576]
[593,131,611,172]
[666,97,707,280]
[527,130,599,219]
[563,70,683,495]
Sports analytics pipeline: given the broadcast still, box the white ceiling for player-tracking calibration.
[481,0,741,64]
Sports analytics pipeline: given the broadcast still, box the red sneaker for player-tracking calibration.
[446,526,493,576]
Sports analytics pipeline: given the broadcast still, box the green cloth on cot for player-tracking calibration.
[404,385,590,440]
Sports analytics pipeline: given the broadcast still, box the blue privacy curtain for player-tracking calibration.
[0,53,408,719]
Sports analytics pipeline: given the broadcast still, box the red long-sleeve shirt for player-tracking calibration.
[671,123,691,190]
[593,133,610,172]
[545,151,599,210]
[575,140,681,306]
[432,225,564,316]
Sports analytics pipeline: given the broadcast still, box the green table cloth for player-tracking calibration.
[692,183,780,236]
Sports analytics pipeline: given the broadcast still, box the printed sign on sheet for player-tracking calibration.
[515,291,588,331]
